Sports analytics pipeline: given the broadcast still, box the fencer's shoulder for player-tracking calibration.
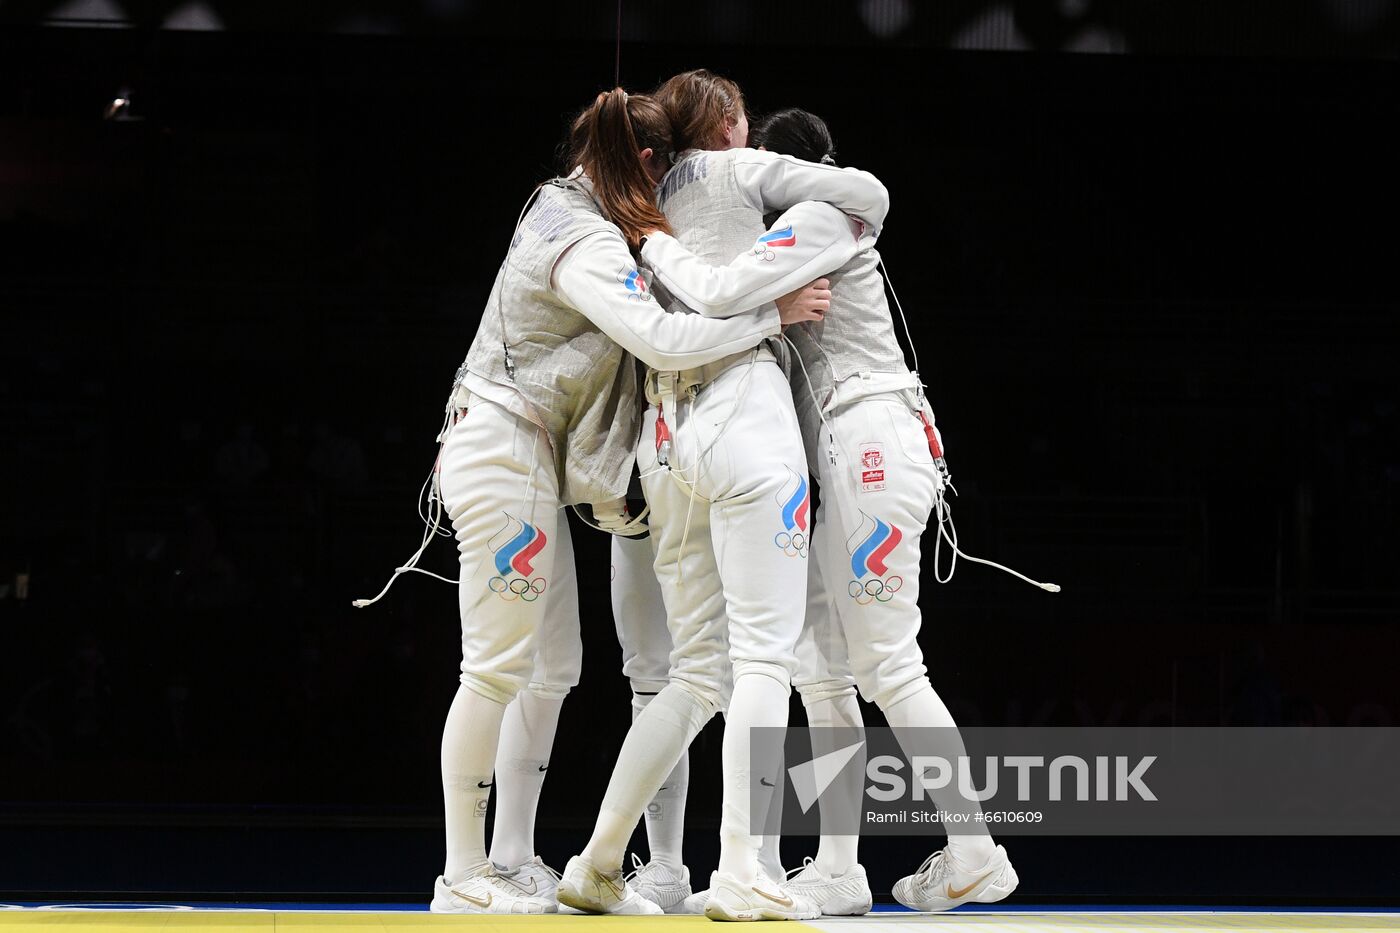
[659,149,722,205]
[521,178,615,247]
[727,146,776,164]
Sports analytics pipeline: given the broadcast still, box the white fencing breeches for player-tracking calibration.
[611,533,671,704]
[797,392,940,710]
[437,393,582,705]
[637,359,810,712]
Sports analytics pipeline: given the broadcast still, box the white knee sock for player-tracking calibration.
[759,832,785,882]
[487,689,564,869]
[441,684,508,883]
[719,672,790,883]
[804,692,865,875]
[634,693,690,871]
[583,683,713,871]
[882,680,996,868]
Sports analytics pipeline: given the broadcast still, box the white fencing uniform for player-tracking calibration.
[636,149,890,709]
[642,198,998,875]
[437,172,785,887]
[446,174,783,704]
[611,533,671,704]
[634,149,890,883]
[643,198,932,707]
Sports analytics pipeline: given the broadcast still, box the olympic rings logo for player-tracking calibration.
[754,246,777,263]
[848,575,903,605]
[488,576,548,602]
[774,531,808,558]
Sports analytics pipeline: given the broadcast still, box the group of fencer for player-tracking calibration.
[361,68,1019,921]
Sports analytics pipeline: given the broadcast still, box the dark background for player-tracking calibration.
[2,0,1398,906]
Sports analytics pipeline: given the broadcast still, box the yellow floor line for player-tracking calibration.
[1,912,1398,933]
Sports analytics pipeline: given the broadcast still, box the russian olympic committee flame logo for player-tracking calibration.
[753,224,797,262]
[487,514,548,601]
[617,265,652,301]
[847,513,903,604]
[774,468,811,557]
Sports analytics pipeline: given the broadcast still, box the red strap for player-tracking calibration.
[917,410,943,460]
[655,403,671,451]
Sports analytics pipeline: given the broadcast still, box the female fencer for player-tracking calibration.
[558,71,891,922]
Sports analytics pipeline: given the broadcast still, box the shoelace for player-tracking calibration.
[913,850,950,886]
[531,858,563,883]
[785,857,820,883]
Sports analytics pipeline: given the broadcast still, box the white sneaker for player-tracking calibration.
[430,870,555,914]
[892,844,1017,912]
[704,870,820,922]
[974,847,1019,903]
[783,858,872,916]
[556,854,663,915]
[626,854,693,913]
[677,870,716,914]
[492,856,561,905]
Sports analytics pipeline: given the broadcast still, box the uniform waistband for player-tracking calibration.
[644,344,777,405]
[824,369,922,413]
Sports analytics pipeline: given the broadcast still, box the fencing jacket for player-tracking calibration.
[644,148,890,382]
[642,199,916,475]
[457,173,781,505]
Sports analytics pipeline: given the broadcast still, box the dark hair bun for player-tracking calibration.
[751,108,837,167]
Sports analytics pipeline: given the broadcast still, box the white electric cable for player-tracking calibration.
[352,455,461,608]
[786,268,1059,594]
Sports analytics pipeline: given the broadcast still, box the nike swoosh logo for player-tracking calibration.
[499,877,538,895]
[477,781,493,788]
[538,764,548,772]
[947,873,993,900]
[751,887,793,907]
[599,873,624,898]
[759,777,775,787]
[450,888,492,908]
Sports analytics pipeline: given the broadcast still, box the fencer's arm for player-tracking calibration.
[641,201,868,318]
[732,148,890,234]
[552,231,781,371]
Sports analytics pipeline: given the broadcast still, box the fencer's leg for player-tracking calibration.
[611,533,689,870]
[572,406,726,875]
[698,362,810,885]
[820,395,995,869]
[635,697,691,870]
[488,518,580,869]
[441,685,507,882]
[758,826,785,887]
[795,507,866,876]
[437,402,561,886]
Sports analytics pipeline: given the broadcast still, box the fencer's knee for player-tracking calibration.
[629,678,670,715]
[460,670,520,706]
[732,658,794,693]
[797,677,858,707]
[527,680,571,702]
[866,671,932,711]
[668,675,725,722]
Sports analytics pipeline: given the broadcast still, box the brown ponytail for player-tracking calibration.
[567,88,673,250]
[655,69,746,153]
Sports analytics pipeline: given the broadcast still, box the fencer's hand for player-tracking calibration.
[591,497,634,533]
[777,278,830,327]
